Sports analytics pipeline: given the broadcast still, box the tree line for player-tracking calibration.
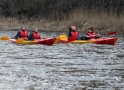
[0,0,124,20]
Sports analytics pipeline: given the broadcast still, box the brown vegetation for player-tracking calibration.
[0,0,124,32]
[0,10,124,32]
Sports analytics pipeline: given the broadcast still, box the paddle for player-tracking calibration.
[92,31,116,38]
[55,34,68,43]
[16,38,24,43]
[59,34,67,40]
[0,36,10,40]
[107,31,116,35]
[0,36,24,43]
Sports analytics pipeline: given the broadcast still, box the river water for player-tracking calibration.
[0,31,124,90]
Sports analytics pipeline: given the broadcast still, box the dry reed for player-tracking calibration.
[0,9,124,32]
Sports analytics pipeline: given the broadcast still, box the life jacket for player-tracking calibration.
[86,32,96,39]
[92,32,96,35]
[19,30,28,38]
[68,31,78,41]
[70,31,78,38]
[32,32,40,39]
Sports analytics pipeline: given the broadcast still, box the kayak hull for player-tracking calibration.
[57,37,118,45]
[89,37,118,45]
[9,38,56,45]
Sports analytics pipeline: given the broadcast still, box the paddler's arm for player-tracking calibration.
[14,31,20,39]
[28,33,33,40]
[39,36,41,39]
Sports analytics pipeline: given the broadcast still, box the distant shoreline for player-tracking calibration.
[0,10,123,32]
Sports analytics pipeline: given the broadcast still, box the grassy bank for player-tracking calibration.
[0,10,124,33]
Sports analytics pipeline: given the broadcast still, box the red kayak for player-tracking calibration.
[9,38,56,45]
[89,37,118,45]
[56,37,118,45]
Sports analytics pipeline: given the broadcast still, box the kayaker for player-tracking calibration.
[14,26,28,40]
[68,26,79,41]
[86,27,96,38]
[80,27,100,40]
[86,27,100,39]
[28,28,41,40]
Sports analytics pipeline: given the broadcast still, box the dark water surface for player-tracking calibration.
[0,31,124,90]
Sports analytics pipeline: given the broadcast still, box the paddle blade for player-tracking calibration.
[59,34,67,40]
[16,38,24,43]
[0,36,9,40]
[107,31,116,35]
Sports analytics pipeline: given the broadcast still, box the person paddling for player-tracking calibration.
[14,26,28,40]
[28,28,41,40]
[80,27,100,40]
[68,26,79,41]
[86,27,100,39]
[86,27,97,39]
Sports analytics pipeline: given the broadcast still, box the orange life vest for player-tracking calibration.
[19,30,28,38]
[32,32,40,39]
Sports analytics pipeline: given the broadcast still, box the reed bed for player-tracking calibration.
[0,10,124,33]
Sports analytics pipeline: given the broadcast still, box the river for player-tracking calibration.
[0,31,124,90]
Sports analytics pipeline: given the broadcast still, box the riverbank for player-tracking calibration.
[0,10,124,33]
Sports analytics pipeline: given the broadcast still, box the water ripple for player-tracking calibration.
[0,31,124,90]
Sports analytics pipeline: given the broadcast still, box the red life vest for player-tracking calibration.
[19,30,28,38]
[68,31,78,41]
[92,32,96,35]
[32,32,40,39]
[70,31,78,38]
[86,32,96,39]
